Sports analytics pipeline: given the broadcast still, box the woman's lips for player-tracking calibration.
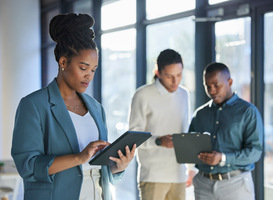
[81,82,89,88]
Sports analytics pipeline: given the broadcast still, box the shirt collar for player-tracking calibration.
[155,78,178,95]
[225,93,239,105]
[209,92,239,108]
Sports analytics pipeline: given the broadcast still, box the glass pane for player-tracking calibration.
[264,11,273,200]
[209,0,230,5]
[101,29,136,200]
[146,17,195,115]
[73,0,92,15]
[146,0,195,20]
[101,0,136,30]
[215,17,251,102]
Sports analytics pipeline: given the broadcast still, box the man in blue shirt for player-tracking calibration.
[189,62,263,200]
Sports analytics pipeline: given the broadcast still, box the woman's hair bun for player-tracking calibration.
[49,13,95,43]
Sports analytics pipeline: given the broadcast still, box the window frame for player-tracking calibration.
[40,1,273,200]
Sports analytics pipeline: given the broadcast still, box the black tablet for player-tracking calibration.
[172,133,212,164]
[89,131,151,166]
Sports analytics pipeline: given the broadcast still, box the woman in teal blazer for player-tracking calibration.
[11,13,135,200]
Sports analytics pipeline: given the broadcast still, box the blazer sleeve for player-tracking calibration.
[11,97,55,183]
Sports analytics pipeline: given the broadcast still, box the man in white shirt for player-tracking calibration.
[129,49,195,200]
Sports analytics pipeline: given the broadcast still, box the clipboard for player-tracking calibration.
[89,131,151,166]
[172,133,212,164]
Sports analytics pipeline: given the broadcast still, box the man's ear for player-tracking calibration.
[155,69,160,78]
[228,78,233,87]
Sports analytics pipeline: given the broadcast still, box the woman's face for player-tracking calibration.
[59,49,98,94]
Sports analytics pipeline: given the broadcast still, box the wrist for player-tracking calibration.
[111,165,118,174]
[75,153,83,165]
[111,164,125,174]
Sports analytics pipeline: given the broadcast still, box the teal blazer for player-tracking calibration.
[11,79,123,200]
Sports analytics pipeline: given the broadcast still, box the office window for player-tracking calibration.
[101,29,137,200]
[209,0,230,4]
[146,0,195,20]
[101,0,136,30]
[215,17,251,102]
[264,11,273,200]
[146,17,195,113]
[101,29,136,139]
[73,0,92,14]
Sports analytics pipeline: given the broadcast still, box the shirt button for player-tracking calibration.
[210,166,214,170]
[227,164,230,167]
[219,107,222,111]
[213,135,216,139]
[216,121,219,124]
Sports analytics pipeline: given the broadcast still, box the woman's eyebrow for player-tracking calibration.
[79,61,89,66]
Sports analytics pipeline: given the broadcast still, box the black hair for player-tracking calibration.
[203,62,231,79]
[49,13,97,64]
[153,49,183,80]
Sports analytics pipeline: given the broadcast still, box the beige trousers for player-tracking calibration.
[139,182,186,200]
[80,169,102,200]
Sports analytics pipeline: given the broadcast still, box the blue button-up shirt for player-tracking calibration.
[189,94,263,174]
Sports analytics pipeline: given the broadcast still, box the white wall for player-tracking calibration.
[0,0,41,159]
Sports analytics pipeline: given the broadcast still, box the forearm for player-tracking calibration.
[48,153,82,175]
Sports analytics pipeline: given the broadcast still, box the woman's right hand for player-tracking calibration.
[49,140,110,175]
[78,140,110,164]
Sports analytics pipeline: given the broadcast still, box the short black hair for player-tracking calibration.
[203,62,231,78]
[154,49,183,80]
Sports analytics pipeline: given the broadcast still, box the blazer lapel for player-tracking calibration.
[48,80,80,154]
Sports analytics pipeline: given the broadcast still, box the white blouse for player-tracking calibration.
[69,111,101,170]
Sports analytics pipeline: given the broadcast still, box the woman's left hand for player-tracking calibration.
[109,144,136,174]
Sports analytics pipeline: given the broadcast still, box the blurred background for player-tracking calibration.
[0,0,273,199]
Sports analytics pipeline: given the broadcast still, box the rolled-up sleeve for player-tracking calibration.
[11,97,55,183]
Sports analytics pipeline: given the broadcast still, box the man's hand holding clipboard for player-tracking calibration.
[172,132,212,164]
